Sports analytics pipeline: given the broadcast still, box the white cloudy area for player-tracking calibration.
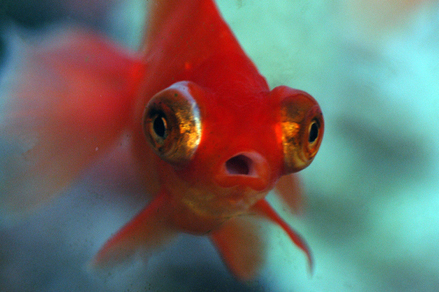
[1,0,439,291]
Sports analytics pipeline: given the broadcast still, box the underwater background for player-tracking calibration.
[1,0,439,291]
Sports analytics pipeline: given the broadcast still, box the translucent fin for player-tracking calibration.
[91,191,175,268]
[210,215,269,281]
[144,0,209,51]
[141,0,245,69]
[274,174,304,214]
[252,199,313,272]
[0,27,144,218]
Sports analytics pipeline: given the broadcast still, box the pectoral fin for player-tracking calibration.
[274,174,304,214]
[210,215,269,281]
[252,199,313,272]
[92,191,175,268]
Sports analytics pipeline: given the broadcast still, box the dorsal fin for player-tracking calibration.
[143,0,242,56]
[133,0,261,121]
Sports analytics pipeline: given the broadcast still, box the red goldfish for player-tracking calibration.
[0,0,323,280]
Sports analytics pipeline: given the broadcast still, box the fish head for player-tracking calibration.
[141,69,323,218]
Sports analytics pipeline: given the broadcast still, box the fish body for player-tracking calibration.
[0,0,324,280]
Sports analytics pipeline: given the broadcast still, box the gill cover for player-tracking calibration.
[143,81,202,164]
[276,86,324,173]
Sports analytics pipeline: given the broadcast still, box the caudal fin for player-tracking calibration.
[0,27,144,219]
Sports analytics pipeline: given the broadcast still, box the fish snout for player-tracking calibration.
[215,152,271,191]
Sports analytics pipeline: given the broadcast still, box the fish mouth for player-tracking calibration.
[225,154,256,176]
[215,152,271,192]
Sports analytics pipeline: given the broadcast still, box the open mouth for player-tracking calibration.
[216,151,270,192]
[225,154,254,176]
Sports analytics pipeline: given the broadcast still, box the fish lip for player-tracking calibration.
[214,151,271,192]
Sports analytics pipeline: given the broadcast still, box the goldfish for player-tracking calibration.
[0,0,323,280]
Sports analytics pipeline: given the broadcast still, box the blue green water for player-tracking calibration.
[1,1,439,291]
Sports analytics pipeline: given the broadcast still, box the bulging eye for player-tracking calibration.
[276,86,324,173]
[143,81,202,165]
[150,111,167,141]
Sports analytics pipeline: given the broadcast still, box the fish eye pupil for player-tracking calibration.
[153,113,167,138]
[309,122,319,143]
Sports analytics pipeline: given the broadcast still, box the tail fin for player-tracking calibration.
[0,27,144,219]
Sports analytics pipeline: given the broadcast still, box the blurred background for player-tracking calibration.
[1,0,439,291]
